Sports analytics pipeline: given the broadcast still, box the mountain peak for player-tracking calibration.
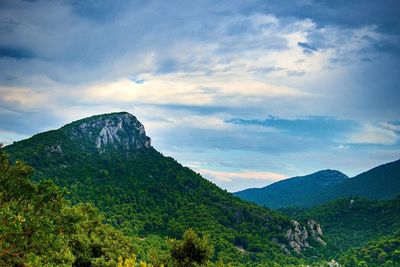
[304,169,349,185]
[67,112,151,152]
[235,169,349,208]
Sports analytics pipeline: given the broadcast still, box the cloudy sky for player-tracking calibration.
[1,0,400,191]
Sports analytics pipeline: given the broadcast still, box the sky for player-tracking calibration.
[0,0,399,192]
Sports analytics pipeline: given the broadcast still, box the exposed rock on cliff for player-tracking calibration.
[69,112,151,153]
[285,220,326,253]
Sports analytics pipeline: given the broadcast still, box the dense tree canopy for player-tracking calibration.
[169,229,213,267]
[0,146,136,266]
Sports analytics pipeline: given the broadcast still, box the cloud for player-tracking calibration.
[333,144,350,152]
[1,1,397,123]
[346,123,399,145]
[195,168,287,192]
[0,0,399,191]
[228,116,357,140]
[297,41,318,55]
[151,113,322,154]
[197,168,287,183]
[0,46,34,59]
[257,0,400,35]
[381,122,400,132]
[0,85,52,108]
[83,75,311,108]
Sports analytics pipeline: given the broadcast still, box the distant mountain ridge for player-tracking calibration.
[234,170,349,208]
[308,159,400,206]
[235,160,400,208]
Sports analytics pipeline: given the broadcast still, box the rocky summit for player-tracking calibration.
[67,112,151,152]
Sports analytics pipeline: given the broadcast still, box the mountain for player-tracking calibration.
[234,170,349,208]
[308,159,400,206]
[236,159,400,208]
[4,112,326,265]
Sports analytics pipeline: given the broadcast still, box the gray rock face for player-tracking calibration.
[95,119,123,149]
[70,112,151,153]
[45,144,63,156]
[285,220,326,253]
[48,144,62,153]
[328,259,341,267]
[308,220,326,246]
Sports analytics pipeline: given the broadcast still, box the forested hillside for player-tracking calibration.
[235,159,400,209]
[280,197,400,263]
[0,146,134,266]
[0,146,228,266]
[4,112,316,266]
[337,232,400,267]
[308,160,400,206]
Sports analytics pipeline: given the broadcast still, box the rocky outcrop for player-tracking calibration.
[328,259,341,267]
[69,112,151,153]
[285,220,326,253]
[308,220,326,246]
[46,144,62,154]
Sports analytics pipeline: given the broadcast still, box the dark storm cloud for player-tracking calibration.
[0,47,35,59]
[297,42,318,55]
[257,0,400,34]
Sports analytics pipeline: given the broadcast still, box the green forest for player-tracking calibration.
[0,147,218,267]
[3,147,400,266]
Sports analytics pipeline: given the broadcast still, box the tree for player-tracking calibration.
[0,146,136,266]
[169,229,213,267]
[0,145,73,266]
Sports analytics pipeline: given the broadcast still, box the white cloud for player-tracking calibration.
[333,144,350,151]
[199,169,286,182]
[0,85,52,108]
[83,75,311,109]
[196,168,287,191]
[346,123,399,145]
[381,122,400,132]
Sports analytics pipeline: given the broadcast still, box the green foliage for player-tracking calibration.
[338,233,400,266]
[0,148,72,266]
[169,229,213,267]
[0,147,136,266]
[281,197,400,262]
